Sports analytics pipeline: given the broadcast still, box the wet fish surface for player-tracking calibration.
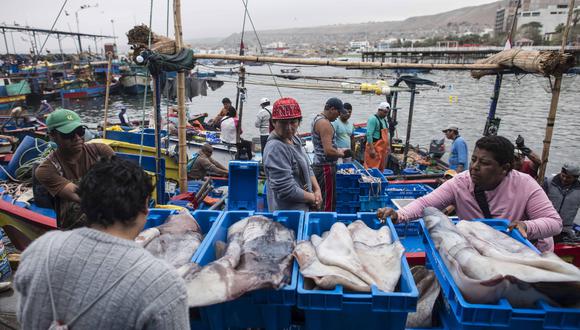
[135,210,203,268]
[423,207,580,308]
[405,266,441,328]
[185,215,295,307]
[295,220,404,293]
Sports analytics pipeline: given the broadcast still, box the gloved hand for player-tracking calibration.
[343,149,353,158]
[515,135,531,156]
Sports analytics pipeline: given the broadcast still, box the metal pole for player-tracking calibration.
[93,37,98,56]
[483,73,503,136]
[57,34,67,79]
[174,0,188,193]
[537,0,576,183]
[2,29,9,55]
[236,66,246,145]
[154,75,164,203]
[402,86,417,165]
[102,52,113,139]
[10,32,16,54]
[77,35,83,54]
[32,31,39,57]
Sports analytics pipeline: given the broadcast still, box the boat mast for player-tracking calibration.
[234,1,249,147]
[537,0,576,182]
[102,52,113,139]
[174,0,188,193]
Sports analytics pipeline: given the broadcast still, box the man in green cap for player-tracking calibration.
[35,109,114,229]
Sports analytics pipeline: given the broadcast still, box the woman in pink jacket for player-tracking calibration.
[378,135,562,252]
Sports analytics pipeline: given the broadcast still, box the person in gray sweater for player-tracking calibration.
[263,97,322,212]
[15,157,189,329]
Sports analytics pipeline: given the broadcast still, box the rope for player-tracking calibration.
[7,0,69,109]
[239,0,282,98]
[138,0,156,166]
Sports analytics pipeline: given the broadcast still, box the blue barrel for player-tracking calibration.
[383,169,394,176]
[6,136,50,177]
[402,167,421,175]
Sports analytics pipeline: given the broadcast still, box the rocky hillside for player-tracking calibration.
[189,1,501,48]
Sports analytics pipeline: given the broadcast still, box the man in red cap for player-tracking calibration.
[263,97,322,212]
[311,97,351,211]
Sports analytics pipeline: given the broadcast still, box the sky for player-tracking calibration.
[0,0,499,53]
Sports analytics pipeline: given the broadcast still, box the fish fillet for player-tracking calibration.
[406,266,441,328]
[348,220,392,245]
[185,216,295,307]
[353,240,404,292]
[140,211,204,268]
[315,222,375,285]
[294,240,370,292]
[423,207,580,307]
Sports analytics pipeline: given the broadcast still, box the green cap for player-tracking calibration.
[46,109,82,133]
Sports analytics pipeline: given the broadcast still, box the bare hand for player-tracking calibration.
[370,149,377,159]
[377,207,399,224]
[508,221,528,239]
[313,190,322,207]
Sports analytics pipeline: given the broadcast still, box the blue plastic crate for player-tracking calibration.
[420,218,580,329]
[336,186,360,202]
[336,163,363,189]
[228,161,259,210]
[386,184,431,199]
[297,212,418,330]
[359,195,390,211]
[194,210,304,330]
[360,168,388,197]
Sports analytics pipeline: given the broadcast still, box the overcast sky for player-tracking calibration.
[0,0,499,53]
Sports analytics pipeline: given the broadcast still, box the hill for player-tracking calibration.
[188,1,501,48]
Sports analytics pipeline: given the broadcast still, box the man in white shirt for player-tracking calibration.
[255,97,273,152]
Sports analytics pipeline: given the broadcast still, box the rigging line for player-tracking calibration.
[240,0,282,97]
[7,0,69,109]
[139,0,156,164]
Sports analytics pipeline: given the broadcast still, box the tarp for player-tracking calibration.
[146,48,195,76]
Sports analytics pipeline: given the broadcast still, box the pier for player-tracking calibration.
[361,46,580,64]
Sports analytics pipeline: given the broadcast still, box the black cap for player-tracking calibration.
[325,97,345,113]
[222,97,231,104]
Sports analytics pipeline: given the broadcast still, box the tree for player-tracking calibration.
[517,21,543,45]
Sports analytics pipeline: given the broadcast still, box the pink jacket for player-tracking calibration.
[398,170,562,252]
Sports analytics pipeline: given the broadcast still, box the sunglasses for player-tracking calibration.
[57,126,86,140]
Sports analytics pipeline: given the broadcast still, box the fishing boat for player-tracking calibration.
[280,67,300,74]
[120,65,150,94]
[59,61,122,99]
[0,78,30,112]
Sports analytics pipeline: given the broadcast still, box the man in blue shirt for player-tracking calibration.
[442,124,468,172]
[332,102,354,160]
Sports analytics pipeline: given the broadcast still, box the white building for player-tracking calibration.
[375,39,398,50]
[517,4,579,35]
[349,41,370,52]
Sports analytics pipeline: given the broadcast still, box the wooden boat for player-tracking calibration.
[120,65,150,94]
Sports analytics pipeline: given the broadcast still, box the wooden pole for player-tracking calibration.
[192,53,504,71]
[102,52,113,139]
[174,0,188,193]
[537,0,576,183]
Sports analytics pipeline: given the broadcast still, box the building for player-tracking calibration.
[375,39,398,50]
[349,41,370,52]
[495,0,521,35]
[517,4,580,36]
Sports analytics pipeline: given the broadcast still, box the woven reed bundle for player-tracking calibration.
[471,49,574,79]
[127,24,177,55]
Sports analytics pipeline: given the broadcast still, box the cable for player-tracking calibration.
[240,0,282,97]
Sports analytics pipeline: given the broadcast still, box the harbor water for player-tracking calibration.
[50,65,580,175]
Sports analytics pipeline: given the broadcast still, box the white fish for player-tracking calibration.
[294,240,370,292]
[353,240,404,292]
[406,266,441,328]
[185,216,295,307]
[315,222,375,285]
[348,220,392,245]
[423,207,580,307]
